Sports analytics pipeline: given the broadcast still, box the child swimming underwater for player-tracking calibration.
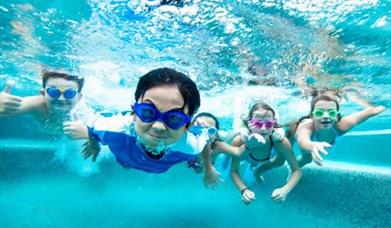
[230,101,301,204]
[64,68,221,188]
[0,71,85,133]
[287,94,385,167]
[187,112,244,172]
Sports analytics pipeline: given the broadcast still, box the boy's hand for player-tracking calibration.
[63,121,89,139]
[0,80,22,115]
[82,137,101,162]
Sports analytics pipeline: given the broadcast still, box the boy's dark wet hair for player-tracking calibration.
[135,68,200,116]
[193,112,220,130]
[42,71,84,92]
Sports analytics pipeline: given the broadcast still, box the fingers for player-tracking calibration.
[3,80,15,93]
[204,181,216,189]
[271,189,286,202]
[204,172,222,189]
[321,142,332,148]
[311,148,323,166]
[256,174,265,183]
[0,94,22,113]
[242,191,255,204]
[318,146,329,156]
[253,134,265,144]
[272,194,285,203]
[241,133,249,143]
[92,150,98,162]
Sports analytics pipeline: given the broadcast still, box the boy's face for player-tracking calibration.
[42,77,81,113]
[133,85,188,148]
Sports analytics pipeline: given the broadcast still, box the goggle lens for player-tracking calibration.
[312,109,339,119]
[134,103,191,129]
[249,119,276,129]
[46,87,77,99]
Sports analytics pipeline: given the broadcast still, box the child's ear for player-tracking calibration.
[40,89,45,96]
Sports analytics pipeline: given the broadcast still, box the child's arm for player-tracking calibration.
[0,94,44,118]
[63,120,101,161]
[63,121,89,139]
[336,105,385,135]
[296,121,331,166]
[214,141,245,157]
[202,144,221,189]
[230,135,256,204]
[271,138,302,202]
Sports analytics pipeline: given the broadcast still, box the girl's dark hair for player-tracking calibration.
[193,112,220,130]
[287,95,341,138]
[135,68,200,116]
[242,101,280,129]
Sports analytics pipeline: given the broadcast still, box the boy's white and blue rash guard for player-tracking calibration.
[87,112,210,173]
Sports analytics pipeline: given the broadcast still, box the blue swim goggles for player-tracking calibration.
[133,102,191,130]
[46,87,78,99]
[190,125,218,137]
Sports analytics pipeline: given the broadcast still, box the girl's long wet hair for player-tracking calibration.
[242,101,281,129]
[287,95,341,139]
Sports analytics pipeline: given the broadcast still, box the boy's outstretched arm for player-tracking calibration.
[64,120,101,161]
[63,121,89,139]
[0,81,43,117]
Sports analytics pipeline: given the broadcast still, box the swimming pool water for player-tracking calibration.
[1,0,391,227]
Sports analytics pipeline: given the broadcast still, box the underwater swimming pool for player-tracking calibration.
[1,0,391,227]
[1,122,390,227]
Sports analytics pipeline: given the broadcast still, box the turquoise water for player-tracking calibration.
[1,0,391,227]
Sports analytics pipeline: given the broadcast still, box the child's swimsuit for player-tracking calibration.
[244,137,275,167]
[88,112,210,173]
[241,137,276,185]
[311,127,341,145]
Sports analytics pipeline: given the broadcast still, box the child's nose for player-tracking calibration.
[57,94,66,101]
[151,120,167,131]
